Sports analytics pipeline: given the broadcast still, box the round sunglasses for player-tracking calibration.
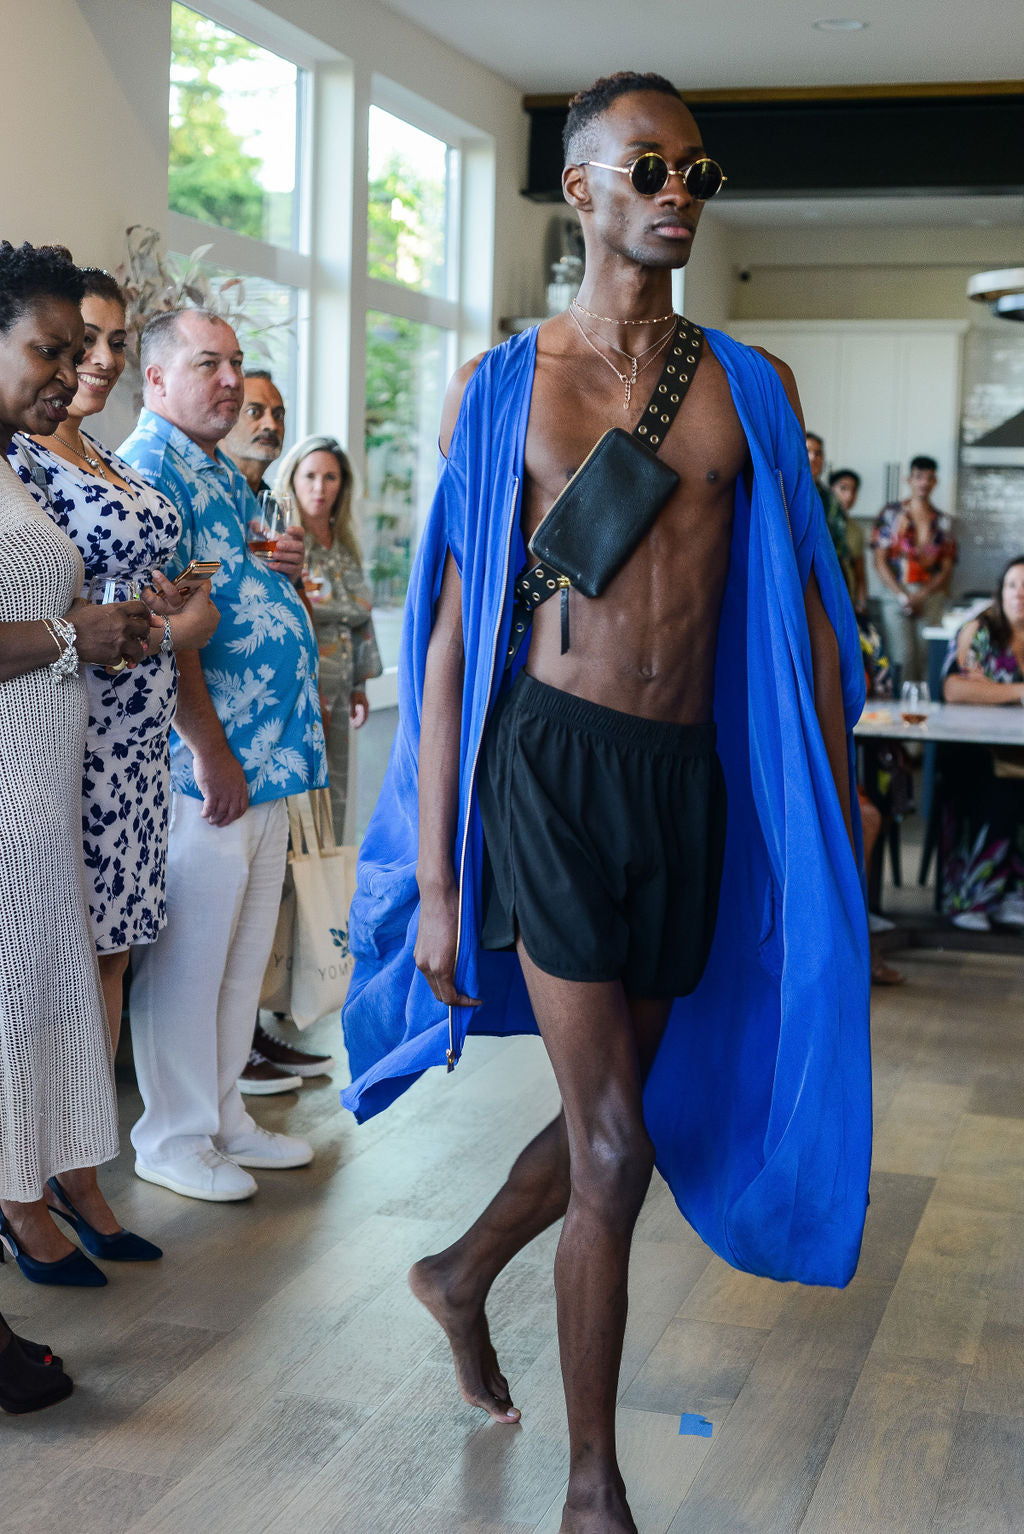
[578,153,727,201]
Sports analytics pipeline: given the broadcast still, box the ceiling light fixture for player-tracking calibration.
[967,267,1024,322]
[813,18,869,29]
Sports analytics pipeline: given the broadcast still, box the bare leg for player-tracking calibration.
[409,991,671,1435]
[410,1111,570,1422]
[38,949,135,1238]
[0,1197,76,1263]
[97,949,130,1055]
[513,946,667,1534]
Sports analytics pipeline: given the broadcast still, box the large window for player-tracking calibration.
[364,102,462,663]
[167,4,310,431]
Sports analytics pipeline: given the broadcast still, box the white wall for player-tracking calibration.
[679,209,734,333]
[0,0,544,342]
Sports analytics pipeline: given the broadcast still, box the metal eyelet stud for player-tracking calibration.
[660,413,670,423]
[658,384,667,394]
[546,579,557,589]
[673,347,683,356]
[680,373,689,382]
[670,393,680,403]
[687,355,696,363]
[637,424,648,435]
[649,434,660,445]
[649,404,658,414]
[515,621,524,632]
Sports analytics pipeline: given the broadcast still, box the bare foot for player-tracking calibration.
[0,1200,77,1264]
[409,1252,521,1423]
[45,1169,122,1236]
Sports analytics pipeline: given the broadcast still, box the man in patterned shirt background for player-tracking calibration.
[120,307,327,1203]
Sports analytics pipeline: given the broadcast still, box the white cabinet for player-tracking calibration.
[730,321,966,562]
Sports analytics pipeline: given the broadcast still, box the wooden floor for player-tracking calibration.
[3,948,1023,1533]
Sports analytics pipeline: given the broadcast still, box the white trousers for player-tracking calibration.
[130,793,289,1165]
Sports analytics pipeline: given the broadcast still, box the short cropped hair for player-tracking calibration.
[139,307,233,375]
[909,454,938,474]
[563,72,683,166]
[805,430,824,450]
[0,240,84,334]
[80,267,125,307]
[829,468,860,490]
[243,367,273,382]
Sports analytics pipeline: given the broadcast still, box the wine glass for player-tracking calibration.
[900,679,930,725]
[248,491,290,561]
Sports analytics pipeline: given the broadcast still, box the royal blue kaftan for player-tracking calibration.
[341,326,871,1289]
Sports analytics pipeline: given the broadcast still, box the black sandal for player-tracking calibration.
[0,1314,73,1415]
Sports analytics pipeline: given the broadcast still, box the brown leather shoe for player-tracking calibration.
[253,1021,335,1078]
[238,1049,302,1096]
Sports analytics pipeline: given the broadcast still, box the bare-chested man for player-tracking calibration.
[342,71,869,1534]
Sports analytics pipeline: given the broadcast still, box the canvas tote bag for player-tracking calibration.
[269,787,358,1029]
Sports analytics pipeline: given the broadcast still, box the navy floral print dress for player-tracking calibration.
[9,432,182,952]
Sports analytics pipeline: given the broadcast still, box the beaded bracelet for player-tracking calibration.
[43,616,79,681]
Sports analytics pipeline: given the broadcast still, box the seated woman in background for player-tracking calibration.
[940,555,1024,933]
[0,242,151,1387]
[871,454,956,682]
[274,434,381,842]
[10,267,218,1267]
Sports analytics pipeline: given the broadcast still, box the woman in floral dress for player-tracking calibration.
[939,555,1024,932]
[10,269,218,1258]
[274,434,381,842]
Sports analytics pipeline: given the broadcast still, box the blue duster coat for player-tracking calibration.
[341,325,871,1289]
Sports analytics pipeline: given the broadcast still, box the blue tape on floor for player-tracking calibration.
[678,1413,713,1437]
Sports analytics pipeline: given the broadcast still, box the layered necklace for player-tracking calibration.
[568,303,678,409]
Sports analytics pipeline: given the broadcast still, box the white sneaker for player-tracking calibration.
[950,910,991,933]
[868,912,896,934]
[991,893,1024,929]
[217,1125,313,1169]
[135,1145,258,1202]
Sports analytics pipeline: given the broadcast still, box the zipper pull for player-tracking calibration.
[559,577,571,654]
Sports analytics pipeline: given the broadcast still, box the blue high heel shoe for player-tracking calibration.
[46,1178,163,1262]
[0,1209,106,1288]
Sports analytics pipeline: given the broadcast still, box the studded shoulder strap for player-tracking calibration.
[504,318,704,669]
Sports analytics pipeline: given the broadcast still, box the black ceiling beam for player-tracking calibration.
[523,87,1024,202]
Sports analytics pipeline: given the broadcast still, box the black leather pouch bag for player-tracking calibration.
[528,427,679,598]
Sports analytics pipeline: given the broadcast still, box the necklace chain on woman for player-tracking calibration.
[53,428,107,477]
[572,298,675,326]
[568,308,677,409]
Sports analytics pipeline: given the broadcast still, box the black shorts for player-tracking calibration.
[477,673,727,999]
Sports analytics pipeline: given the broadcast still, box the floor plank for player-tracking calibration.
[3,942,1021,1534]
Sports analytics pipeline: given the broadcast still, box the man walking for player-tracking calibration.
[120,308,326,1201]
[221,366,336,1095]
[343,74,870,1532]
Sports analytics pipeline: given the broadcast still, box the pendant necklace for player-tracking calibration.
[568,308,677,408]
[54,428,109,479]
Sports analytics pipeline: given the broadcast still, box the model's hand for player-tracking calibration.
[167,581,220,651]
[350,689,369,728]
[193,744,249,827]
[906,589,926,617]
[267,526,305,580]
[69,599,152,666]
[415,880,480,1008]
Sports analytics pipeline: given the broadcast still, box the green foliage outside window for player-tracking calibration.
[169,4,265,238]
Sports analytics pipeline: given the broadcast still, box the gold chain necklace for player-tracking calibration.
[568,309,677,409]
[53,427,109,479]
[572,298,675,325]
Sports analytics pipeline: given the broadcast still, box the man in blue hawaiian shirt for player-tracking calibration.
[120,308,327,1202]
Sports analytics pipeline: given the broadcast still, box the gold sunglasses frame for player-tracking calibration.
[577,153,728,200]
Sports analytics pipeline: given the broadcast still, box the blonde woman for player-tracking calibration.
[274,435,381,841]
